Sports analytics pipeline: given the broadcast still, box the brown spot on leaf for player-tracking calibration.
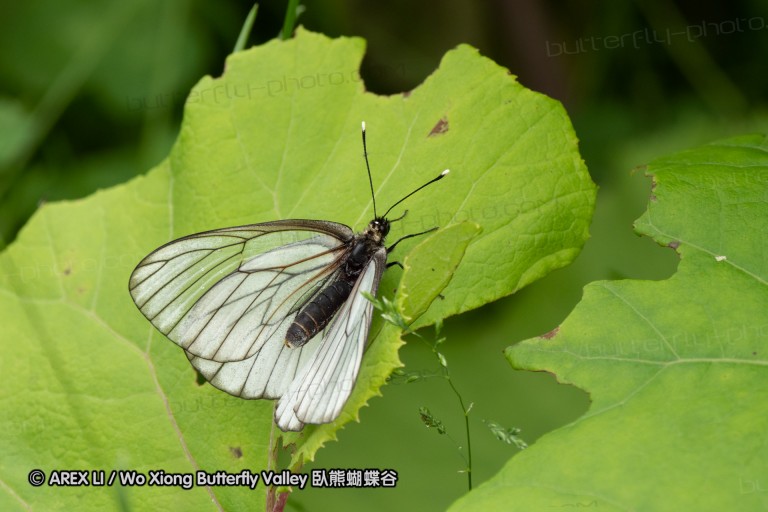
[668,241,680,250]
[402,91,412,99]
[63,266,71,276]
[648,177,659,201]
[541,327,560,340]
[428,117,449,137]
[230,446,243,458]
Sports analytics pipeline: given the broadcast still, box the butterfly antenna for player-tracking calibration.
[362,121,378,218]
[383,169,450,219]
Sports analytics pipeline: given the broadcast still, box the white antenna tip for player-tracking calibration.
[441,169,450,176]
[362,121,366,131]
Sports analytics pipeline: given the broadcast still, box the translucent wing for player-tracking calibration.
[129,220,354,364]
[185,323,322,402]
[275,248,386,431]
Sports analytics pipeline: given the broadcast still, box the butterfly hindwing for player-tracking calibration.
[275,248,386,431]
[186,323,321,401]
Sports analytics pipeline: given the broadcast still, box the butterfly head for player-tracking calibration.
[364,217,391,243]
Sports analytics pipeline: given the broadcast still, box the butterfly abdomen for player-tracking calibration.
[285,235,382,349]
[285,279,355,348]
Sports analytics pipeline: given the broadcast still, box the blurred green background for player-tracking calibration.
[1,0,765,510]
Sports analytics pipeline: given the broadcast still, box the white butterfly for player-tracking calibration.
[129,123,448,431]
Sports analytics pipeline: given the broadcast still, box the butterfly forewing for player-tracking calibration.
[173,236,343,362]
[129,220,354,363]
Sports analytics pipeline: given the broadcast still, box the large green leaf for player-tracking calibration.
[451,134,768,511]
[0,29,594,511]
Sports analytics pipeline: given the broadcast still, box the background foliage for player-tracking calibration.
[453,134,768,510]
[1,1,766,510]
